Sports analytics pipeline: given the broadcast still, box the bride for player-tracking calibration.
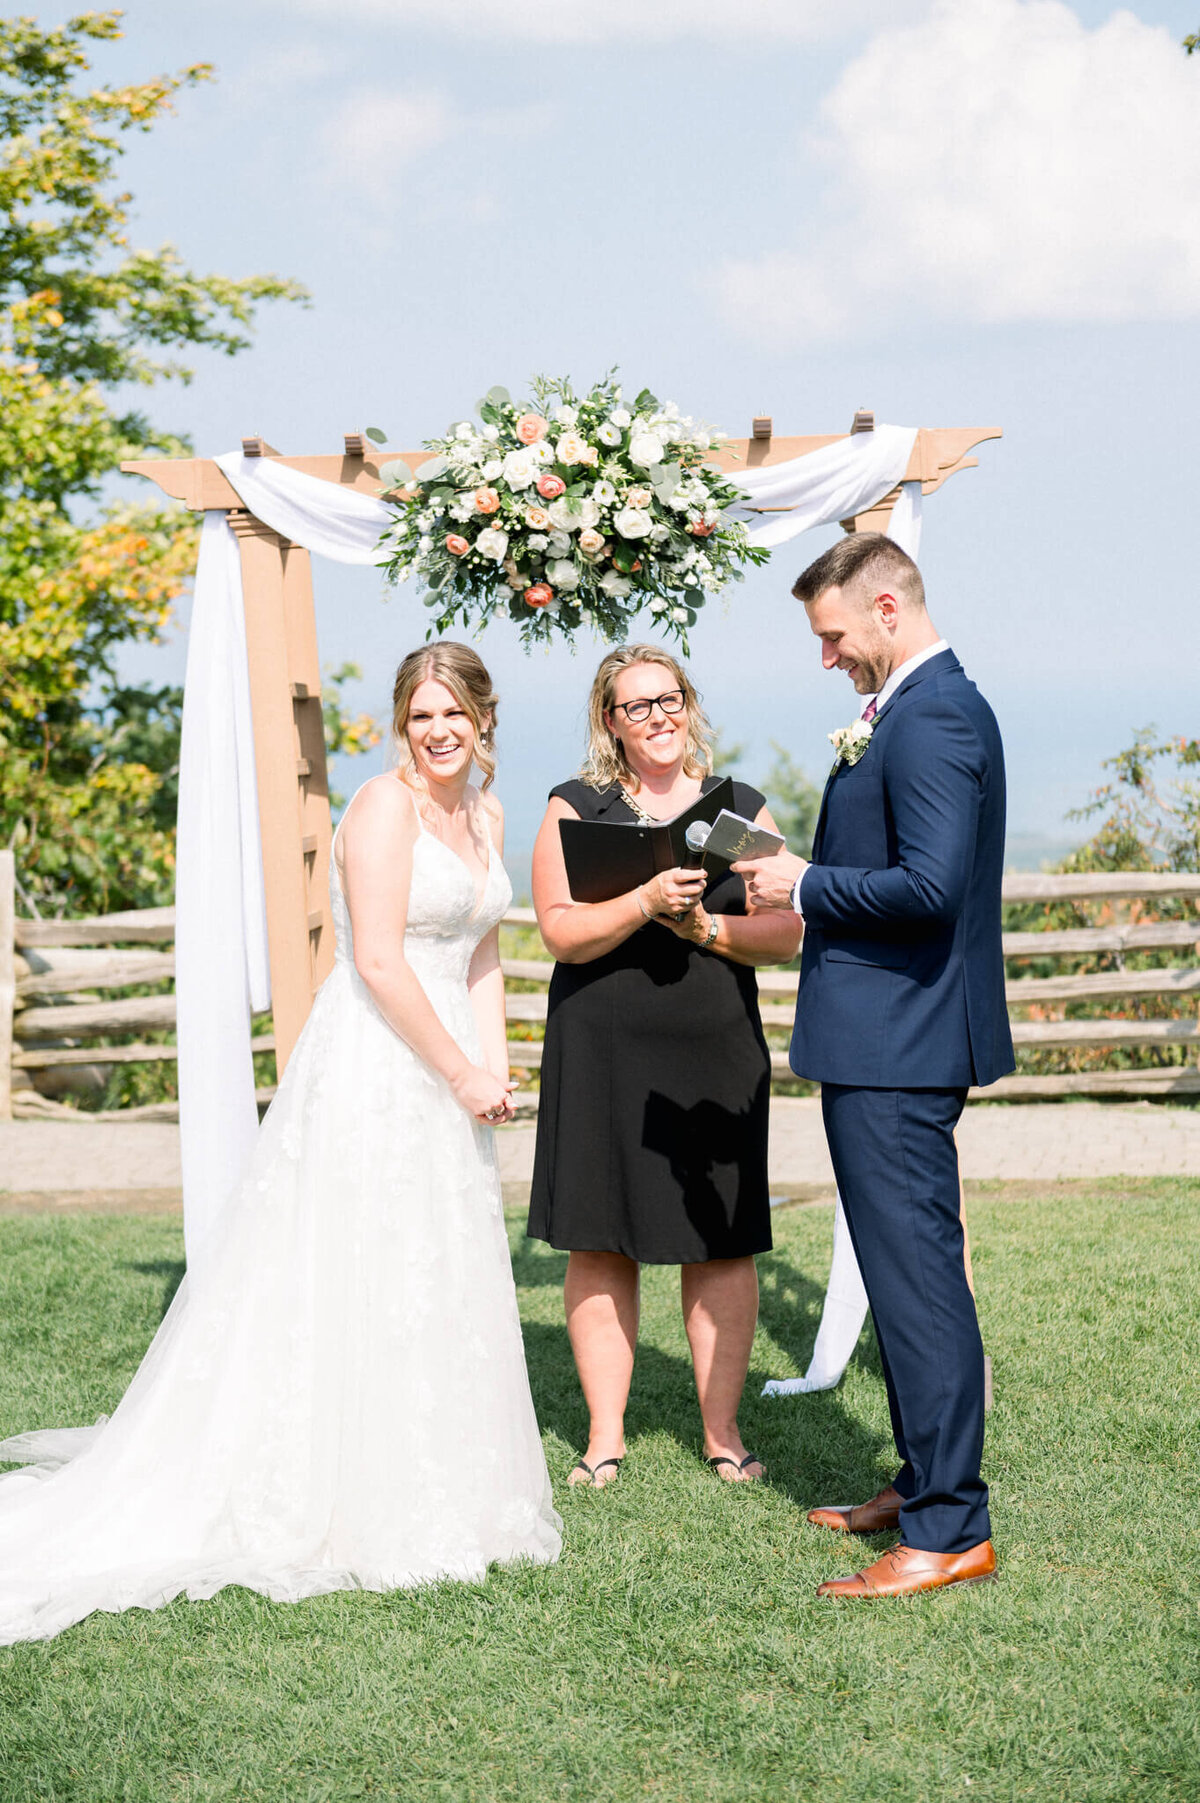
[0,641,561,1645]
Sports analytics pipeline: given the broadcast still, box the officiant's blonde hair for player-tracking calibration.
[579,644,713,791]
[391,642,498,790]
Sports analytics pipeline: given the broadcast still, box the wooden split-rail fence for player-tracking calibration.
[2,848,1198,1123]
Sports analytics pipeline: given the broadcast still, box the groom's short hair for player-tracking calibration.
[792,533,926,610]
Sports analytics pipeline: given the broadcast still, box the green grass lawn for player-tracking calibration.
[0,1179,1196,1802]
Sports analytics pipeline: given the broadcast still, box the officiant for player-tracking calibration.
[527,646,802,1488]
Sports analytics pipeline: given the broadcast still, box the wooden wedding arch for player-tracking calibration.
[124,415,1001,1075]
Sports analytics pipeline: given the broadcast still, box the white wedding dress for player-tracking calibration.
[0,794,561,1645]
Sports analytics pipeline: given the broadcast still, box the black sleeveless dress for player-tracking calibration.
[527,776,773,1265]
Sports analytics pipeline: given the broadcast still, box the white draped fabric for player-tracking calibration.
[760,465,923,1397]
[175,429,924,1381]
[731,423,917,550]
[175,515,271,1269]
[176,460,390,1262]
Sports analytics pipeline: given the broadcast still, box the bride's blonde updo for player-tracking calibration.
[391,641,499,791]
[578,643,714,790]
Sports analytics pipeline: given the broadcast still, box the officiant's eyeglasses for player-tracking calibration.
[613,689,686,724]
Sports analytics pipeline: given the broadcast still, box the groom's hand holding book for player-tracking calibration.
[733,844,810,913]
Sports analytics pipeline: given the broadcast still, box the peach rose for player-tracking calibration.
[578,527,605,556]
[474,487,501,514]
[515,413,549,445]
[628,486,653,508]
[536,473,566,501]
[524,582,554,608]
[688,519,714,537]
[445,533,470,556]
[525,504,552,531]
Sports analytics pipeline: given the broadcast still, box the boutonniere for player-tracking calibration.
[828,717,874,768]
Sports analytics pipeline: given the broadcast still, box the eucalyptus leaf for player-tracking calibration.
[486,385,511,407]
[416,455,449,481]
[365,426,388,445]
[479,402,499,426]
[635,388,659,412]
[378,459,413,487]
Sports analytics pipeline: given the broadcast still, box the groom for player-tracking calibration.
[735,533,1013,1599]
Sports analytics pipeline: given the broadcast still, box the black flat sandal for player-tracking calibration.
[570,1456,623,1487]
[706,1453,765,1481]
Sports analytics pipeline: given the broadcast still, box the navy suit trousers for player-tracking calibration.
[821,1083,991,1554]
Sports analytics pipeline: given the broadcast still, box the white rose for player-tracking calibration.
[553,404,578,426]
[481,459,504,481]
[502,447,537,489]
[475,526,509,561]
[547,557,580,591]
[528,532,550,551]
[599,570,633,598]
[454,422,474,439]
[482,423,500,442]
[650,598,668,615]
[577,498,600,529]
[548,530,572,556]
[650,523,669,542]
[628,432,664,468]
[610,407,632,428]
[547,497,578,532]
[666,491,689,511]
[671,606,689,623]
[613,505,652,539]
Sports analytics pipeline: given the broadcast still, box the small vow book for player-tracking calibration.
[560,778,736,904]
[697,810,785,872]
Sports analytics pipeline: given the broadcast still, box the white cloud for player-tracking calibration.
[319,88,554,203]
[284,0,921,45]
[321,90,455,200]
[712,0,1200,340]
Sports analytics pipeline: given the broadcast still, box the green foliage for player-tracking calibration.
[760,740,822,857]
[0,1182,1197,1800]
[0,10,306,917]
[1004,728,1199,1080]
[1062,727,1200,874]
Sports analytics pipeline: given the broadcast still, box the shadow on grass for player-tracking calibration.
[122,1258,186,1320]
[515,1236,889,1511]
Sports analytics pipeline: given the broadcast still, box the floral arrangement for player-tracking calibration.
[373,374,769,648]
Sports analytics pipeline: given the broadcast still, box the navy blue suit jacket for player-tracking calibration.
[790,648,1015,1090]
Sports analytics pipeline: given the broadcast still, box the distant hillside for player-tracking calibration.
[1003,832,1083,872]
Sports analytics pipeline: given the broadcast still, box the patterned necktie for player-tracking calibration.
[861,697,878,723]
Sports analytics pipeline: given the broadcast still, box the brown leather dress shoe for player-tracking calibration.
[807,1484,904,1535]
[817,1539,997,1599]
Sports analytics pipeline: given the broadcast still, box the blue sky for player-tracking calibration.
[53,0,1200,863]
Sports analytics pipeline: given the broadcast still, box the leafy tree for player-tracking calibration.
[1061,728,1200,873]
[1004,729,1199,1082]
[0,10,306,915]
[760,741,821,857]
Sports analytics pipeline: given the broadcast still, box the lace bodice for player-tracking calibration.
[331,804,513,989]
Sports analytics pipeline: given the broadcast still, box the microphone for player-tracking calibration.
[683,819,711,868]
[674,819,711,919]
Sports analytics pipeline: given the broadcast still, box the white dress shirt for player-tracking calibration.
[790,639,951,916]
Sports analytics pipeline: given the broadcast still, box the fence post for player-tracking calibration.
[0,850,14,1120]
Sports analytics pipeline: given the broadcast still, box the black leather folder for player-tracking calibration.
[559,778,736,904]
